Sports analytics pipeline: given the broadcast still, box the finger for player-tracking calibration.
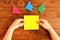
[38,19,44,24]
[17,19,24,21]
[16,19,24,23]
[40,19,44,21]
[38,21,44,25]
[39,19,47,23]
[40,19,45,22]
[39,19,44,22]
[20,23,24,25]
[43,20,48,23]
[18,23,24,27]
[39,22,44,27]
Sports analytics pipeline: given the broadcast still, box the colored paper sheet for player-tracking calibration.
[37,3,45,14]
[24,15,39,30]
[25,1,33,12]
[12,6,21,14]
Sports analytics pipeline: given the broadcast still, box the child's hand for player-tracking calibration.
[38,19,53,30]
[9,19,24,30]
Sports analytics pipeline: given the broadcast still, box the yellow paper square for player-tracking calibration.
[24,15,39,30]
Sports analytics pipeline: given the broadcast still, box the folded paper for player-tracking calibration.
[25,1,33,12]
[24,15,39,30]
[12,6,21,14]
[37,3,45,14]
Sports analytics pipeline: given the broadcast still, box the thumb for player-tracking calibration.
[18,23,24,27]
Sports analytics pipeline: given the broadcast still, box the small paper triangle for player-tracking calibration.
[12,6,21,14]
[25,1,33,12]
[37,3,45,14]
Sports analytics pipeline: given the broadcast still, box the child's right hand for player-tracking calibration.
[38,19,53,30]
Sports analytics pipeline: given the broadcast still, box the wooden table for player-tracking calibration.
[0,0,60,40]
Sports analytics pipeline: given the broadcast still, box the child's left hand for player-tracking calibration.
[9,19,24,30]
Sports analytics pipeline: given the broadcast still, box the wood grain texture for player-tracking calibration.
[0,0,60,40]
[45,0,60,6]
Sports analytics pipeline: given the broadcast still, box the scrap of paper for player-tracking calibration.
[24,15,39,30]
[25,1,33,12]
[12,6,21,14]
[37,3,45,14]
